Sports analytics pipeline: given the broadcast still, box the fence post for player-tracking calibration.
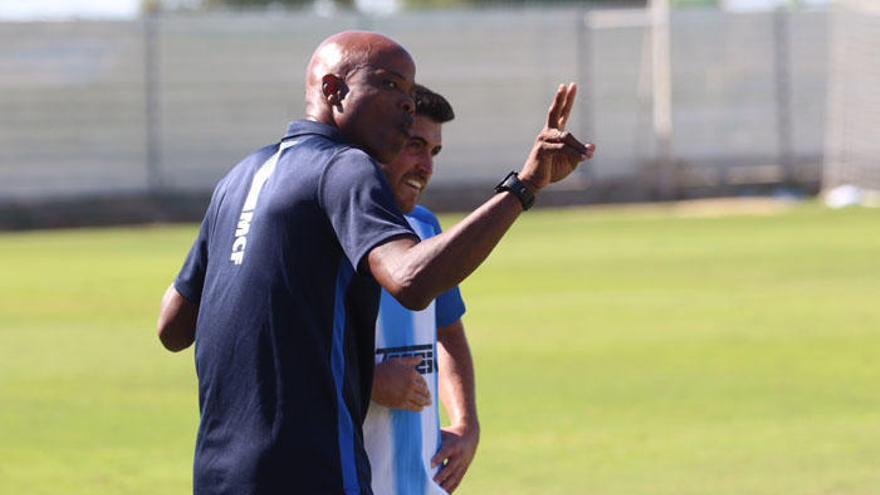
[144,6,162,192]
[650,0,675,200]
[577,8,595,184]
[773,6,794,188]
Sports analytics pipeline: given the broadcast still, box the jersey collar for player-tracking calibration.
[284,119,345,143]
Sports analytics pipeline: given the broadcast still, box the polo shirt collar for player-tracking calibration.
[284,119,345,142]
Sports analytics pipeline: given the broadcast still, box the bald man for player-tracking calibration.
[158,31,594,495]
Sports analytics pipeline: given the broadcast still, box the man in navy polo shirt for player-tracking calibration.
[158,31,595,495]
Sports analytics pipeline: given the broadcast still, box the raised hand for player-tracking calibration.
[519,83,596,193]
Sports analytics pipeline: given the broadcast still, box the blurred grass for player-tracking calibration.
[1,202,878,494]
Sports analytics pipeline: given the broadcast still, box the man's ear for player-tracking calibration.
[322,74,347,111]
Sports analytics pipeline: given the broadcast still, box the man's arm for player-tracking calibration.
[431,319,479,493]
[367,83,594,309]
[157,284,198,352]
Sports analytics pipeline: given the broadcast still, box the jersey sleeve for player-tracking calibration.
[436,286,466,328]
[414,206,467,328]
[174,214,210,304]
[174,180,225,304]
[319,148,417,271]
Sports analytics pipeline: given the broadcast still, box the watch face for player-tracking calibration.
[496,171,517,191]
[495,172,533,210]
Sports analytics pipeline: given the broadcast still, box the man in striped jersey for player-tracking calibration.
[364,86,478,494]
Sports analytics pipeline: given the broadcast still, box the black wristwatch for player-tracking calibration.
[495,171,535,210]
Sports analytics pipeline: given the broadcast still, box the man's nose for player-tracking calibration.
[401,94,415,115]
[416,155,433,176]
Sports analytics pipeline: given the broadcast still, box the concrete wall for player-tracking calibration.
[0,7,830,225]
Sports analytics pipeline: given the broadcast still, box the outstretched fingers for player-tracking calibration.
[546,84,567,130]
[557,83,577,131]
[546,82,578,130]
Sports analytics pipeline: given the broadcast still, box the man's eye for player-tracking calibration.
[407,141,424,151]
[385,80,398,90]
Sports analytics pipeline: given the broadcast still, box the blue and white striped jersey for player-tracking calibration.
[363,205,466,495]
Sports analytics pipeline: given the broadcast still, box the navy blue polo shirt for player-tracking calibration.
[174,120,417,495]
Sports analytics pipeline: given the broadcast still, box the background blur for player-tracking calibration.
[0,0,876,227]
[2,3,879,495]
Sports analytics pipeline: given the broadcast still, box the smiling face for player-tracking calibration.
[381,115,442,213]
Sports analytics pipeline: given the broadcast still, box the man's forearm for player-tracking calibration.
[368,83,593,311]
[437,320,478,428]
[368,191,524,310]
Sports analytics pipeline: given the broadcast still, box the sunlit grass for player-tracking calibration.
[1,203,878,494]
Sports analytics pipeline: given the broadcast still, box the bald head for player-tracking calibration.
[305,31,414,121]
[303,31,417,164]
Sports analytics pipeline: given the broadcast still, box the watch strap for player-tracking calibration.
[495,171,535,210]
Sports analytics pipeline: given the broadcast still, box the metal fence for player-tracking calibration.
[0,7,829,206]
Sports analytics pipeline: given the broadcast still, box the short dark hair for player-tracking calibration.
[414,84,455,124]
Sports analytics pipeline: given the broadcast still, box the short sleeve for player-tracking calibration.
[174,182,224,304]
[436,285,466,328]
[175,216,209,304]
[409,206,466,328]
[320,149,417,271]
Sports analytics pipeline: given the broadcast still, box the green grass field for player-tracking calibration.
[1,201,879,494]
